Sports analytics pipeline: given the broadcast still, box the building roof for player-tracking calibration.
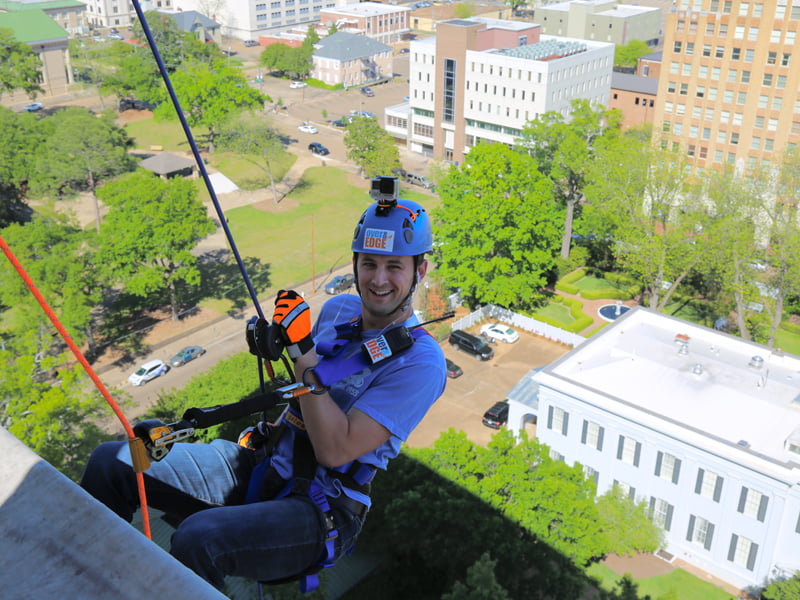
[543,307,800,473]
[314,31,391,61]
[140,152,195,176]
[0,8,67,42]
[163,10,220,32]
[641,50,663,62]
[611,71,658,94]
[0,0,84,10]
[500,38,588,60]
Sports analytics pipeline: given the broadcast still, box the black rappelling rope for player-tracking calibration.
[130,0,266,321]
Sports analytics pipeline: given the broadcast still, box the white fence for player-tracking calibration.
[451,304,586,348]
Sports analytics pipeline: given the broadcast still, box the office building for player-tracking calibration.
[652,0,800,172]
[387,17,613,163]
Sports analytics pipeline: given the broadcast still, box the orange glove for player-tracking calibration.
[272,290,314,359]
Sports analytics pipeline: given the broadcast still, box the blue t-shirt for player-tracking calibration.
[269,295,446,505]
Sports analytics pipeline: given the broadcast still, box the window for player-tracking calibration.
[732,47,741,60]
[703,44,711,57]
[581,420,605,451]
[617,435,641,466]
[442,58,456,123]
[655,451,681,484]
[728,534,758,571]
[613,480,635,500]
[752,136,762,150]
[695,468,724,501]
[738,487,769,521]
[755,115,765,128]
[548,406,569,436]
[679,83,689,96]
[696,86,705,98]
[741,71,750,83]
[649,497,674,531]
[767,51,777,65]
[687,515,715,550]
[686,42,695,55]
[763,73,773,87]
[583,465,599,485]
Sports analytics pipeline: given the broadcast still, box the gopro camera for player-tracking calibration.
[370,176,399,210]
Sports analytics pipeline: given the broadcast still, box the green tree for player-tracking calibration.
[518,99,623,260]
[162,60,266,153]
[596,486,663,557]
[0,106,46,226]
[217,111,287,203]
[32,107,136,231]
[0,216,102,358]
[441,553,511,600]
[260,42,294,75]
[0,28,44,99]
[763,572,800,600]
[614,40,651,69]
[432,143,560,310]
[327,22,339,35]
[343,115,401,178]
[96,170,215,321]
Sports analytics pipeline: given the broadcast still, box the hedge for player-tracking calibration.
[555,268,586,295]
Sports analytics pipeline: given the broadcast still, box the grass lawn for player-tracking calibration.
[773,327,800,356]
[199,168,441,313]
[586,562,735,600]
[574,274,627,293]
[534,301,575,325]
[210,151,296,191]
[123,116,199,153]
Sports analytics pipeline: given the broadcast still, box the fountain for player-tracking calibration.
[598,300,631,322]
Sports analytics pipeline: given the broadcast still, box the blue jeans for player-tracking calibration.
[80,440,364,589]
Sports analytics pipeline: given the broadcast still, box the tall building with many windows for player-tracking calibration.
[393,17,613,163]
[652,0,800,172]
[508,307,800,591]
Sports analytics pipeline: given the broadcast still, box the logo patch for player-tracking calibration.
[362,228,394,252]
[364,335,393,364]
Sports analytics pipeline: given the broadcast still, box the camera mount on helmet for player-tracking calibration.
[369,176,399,215]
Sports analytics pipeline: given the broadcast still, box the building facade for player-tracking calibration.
[0,0,89,36]
[389,17,613,163]
[310,31,392,86]
[508,307,800,591]
[528,0,662,47]
[319,2,411,46]
[609,70,658,129]
[652,0,800,172]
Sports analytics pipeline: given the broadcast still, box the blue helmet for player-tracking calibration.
[352,199,433,256]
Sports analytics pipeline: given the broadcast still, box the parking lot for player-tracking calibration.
[406,329,570,448]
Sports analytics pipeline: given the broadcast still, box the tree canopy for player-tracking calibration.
[96,170,215,321]
[433,142,560,310]
[0,28,44,99]
[343,116,401,178]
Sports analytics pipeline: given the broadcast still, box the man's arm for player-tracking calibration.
[293,352,392,468]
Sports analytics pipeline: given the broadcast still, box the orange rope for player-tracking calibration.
[0,234,151,539]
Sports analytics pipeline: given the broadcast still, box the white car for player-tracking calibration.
[480,323,519,344]
[289,81,307,89]
[128,359,169,386]
[297,124,318,134]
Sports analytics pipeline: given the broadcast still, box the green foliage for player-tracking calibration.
[441,553,511,600]
[556,268,586,294]
[158,60,266,153]
[96,170,215,320]
[342,116,400,178]
[31,107,136,200]
[614,40,651,68]
[433,143,560,310]
[259,42,312,79]
[596,487,663,556]
[0,28,44,98]
[146,352,288,442]
[763,572,800,600]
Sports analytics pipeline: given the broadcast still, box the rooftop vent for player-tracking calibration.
[749,355,765,369]
[737,439,751,448]
[675,333,690,345]
[678,343,689,356]
[692,363,704,376]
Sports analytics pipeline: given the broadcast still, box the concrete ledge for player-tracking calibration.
[0,427,226,600]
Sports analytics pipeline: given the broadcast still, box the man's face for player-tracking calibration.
[355,253,419,328]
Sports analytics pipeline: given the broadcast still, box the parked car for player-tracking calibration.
[128,359,168,386]
[391,167,407,179]
[399,48,410,54]
[445,358,463,379]
[480,323,519,344]
[110,27,119,33]
[360,87,374,97]
[448,329,494,361]
[405,172,434,190]
[308,142,329,156]
[290,80,307,89]
[297,124,318,134]
[22,102,43,112]
[330,118,347,128]
[108,32,124,40]
[244,40,259,47]
[325,273,355,295]
[482,401,509,429]
[349,110,374,119]
[169,345,206,367]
